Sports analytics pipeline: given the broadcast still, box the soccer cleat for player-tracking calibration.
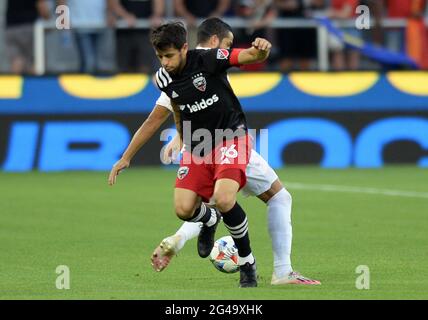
[150,236,180,272]
[271,271,321,285]
[239,261,258,288]
[197,209,222,258]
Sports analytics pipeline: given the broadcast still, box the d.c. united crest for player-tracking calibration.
[177,166,189,180]
[192,74,207,92]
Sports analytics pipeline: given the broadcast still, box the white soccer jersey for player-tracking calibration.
[155,47,279,197]
[156,91,173,112]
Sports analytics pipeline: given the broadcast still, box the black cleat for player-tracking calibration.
[239,261,258,288]
[197,209,221,258]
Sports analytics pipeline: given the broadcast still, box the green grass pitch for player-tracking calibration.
[1,166,427,300]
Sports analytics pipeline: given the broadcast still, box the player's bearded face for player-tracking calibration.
[218,32,234,50]
[156,44,188,75]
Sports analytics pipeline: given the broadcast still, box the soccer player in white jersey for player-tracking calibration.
[109,18,320,285]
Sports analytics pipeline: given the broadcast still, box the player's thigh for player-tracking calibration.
[242,150,279,199]
[174,187,201,219]
[213,178,240,212]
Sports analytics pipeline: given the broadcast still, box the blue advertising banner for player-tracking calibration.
[1,73,427,171]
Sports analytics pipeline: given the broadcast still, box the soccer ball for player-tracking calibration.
[209,236,239,273]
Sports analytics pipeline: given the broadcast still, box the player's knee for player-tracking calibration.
[282,188,292,204]
[269,187,292,206]
[175,202,195,220]
[213,192,236,212]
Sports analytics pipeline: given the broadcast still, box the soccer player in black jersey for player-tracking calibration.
[149,22,271,287]
[108,18,320,286]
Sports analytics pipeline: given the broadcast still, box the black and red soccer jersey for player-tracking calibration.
[155,48,247,152]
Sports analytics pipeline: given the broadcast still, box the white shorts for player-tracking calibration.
[241,150,279,197]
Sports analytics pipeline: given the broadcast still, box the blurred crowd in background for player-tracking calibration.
[0,0,427,74]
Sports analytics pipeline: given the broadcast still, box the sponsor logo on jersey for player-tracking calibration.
[192,75,207,92]
[177,166,189,180]
[179,94,219,113]
[217,49,229,60]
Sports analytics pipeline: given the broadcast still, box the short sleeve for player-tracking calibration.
[155,92,173,112]
[201,48,244,74]
[154,67,173,90]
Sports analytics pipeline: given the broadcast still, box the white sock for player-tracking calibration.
[174,222,202,251]
[267,188,293,277]
[238,253,255,266]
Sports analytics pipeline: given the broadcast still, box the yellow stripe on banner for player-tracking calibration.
[387,72,428,96]
[0,76,23,99]
[228,73,282,97]
[59,75,149,99]
[289,72,380,97]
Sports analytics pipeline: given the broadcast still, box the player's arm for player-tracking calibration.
[121,105,171,161]
[108,105,171,186]
[171,101,183,141]
[162,101,184,162]
[236,38,272,65]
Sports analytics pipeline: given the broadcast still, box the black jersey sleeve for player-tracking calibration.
[200,48,243,74]
[154,67,173,91]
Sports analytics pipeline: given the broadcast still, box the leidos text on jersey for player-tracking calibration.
[179,94,219,113]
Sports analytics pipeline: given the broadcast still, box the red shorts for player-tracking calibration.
[175,134,252,202]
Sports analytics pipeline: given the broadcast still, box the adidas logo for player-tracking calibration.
[172,91,179,98]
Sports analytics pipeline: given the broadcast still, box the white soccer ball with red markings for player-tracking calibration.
[209,236,239,273]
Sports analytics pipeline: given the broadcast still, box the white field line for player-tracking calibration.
[284,182,428,199]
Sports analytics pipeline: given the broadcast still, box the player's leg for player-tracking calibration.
[151,186,220,271]
[244,151,320,284]
[174,187,220,230]
[243,151,294,276]
[152,153,221,271]
[259,181,320,285]
[150,188,200,271]
[175,185,221,258]
[151,220,202,272]
[257,179,294,276]
[213,176,257,287]
[151,203,203,271]
[212,134,257,287]
[173,222,202,251]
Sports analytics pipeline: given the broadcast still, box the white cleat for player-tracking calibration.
[150,236,180,272]
[271,271,321,285]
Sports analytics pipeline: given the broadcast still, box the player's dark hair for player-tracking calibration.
[197,18,233,44]
[150,22,187,51]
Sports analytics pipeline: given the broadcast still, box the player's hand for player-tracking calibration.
[162,137,181,164]
[108,158,130,186]
[251,38,272,52]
